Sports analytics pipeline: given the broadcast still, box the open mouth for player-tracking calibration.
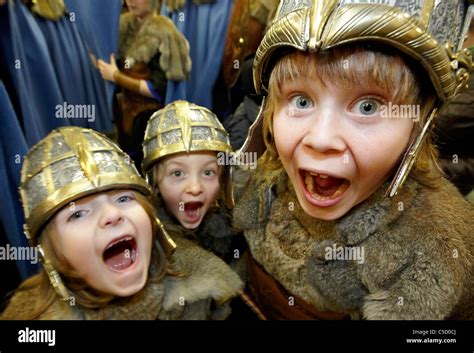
[183,201,204,222]
[300,170,350,202]
[102,236,137,272]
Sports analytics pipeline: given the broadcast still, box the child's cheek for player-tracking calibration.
[209,179,220,203]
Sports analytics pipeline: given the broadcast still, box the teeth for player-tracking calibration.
[106,236,132,250]
[303,171,349,201]
[305,173,314,192]
[308,171,329,179]
[333,188,343,197]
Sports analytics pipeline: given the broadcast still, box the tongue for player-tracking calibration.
[103,242,133,270]
[315,175,342,188]
[314,175,344,197]
[184,202,202,219]
[185,208,198,218]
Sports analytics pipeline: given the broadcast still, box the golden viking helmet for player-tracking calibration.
[142,100,232,173]
[142,100,235,208]
[247,0,474,196]
[20,126,151,241]
[20,126,176,301]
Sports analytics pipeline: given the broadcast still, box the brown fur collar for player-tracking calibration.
[233,167,474,319]
[119,12,164,65]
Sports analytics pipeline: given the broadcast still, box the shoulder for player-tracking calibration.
[404,177,473,241]
[161,235,243,312]
[340,176,473,246]
[232,166,284,230]
[1,274,77,320]
[1,275,39,319]
[139,14,177,37]
[119,12,137,32]
[358,177,473,291]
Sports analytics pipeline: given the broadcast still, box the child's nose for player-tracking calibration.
[99,203,124,228]
[302,111,346,153]
[185,176,203,195]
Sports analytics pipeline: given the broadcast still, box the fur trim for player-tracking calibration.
[162,235,243,311]
[0,275,81,320]
[119,12,161,65]
[119,13,191,80]
[157,200,241,259]
[234,167,474,319]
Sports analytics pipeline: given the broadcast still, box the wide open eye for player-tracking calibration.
[203,169,216,177]
[290,95,313,110]
[355,98,380,116]
[171,170,184,178]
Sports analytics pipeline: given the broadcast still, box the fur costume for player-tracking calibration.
[118,12,191,81]
[116,12,191,153]
[233,167,474,320]
[1,234,243,320]
[156,201,243,263]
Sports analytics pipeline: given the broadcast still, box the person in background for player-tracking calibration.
[142,100,243,263]
[98,0,191,167]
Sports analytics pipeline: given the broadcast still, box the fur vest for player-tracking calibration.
[119,12,163,66]
[118,12,191,82]
[156,201,243,262]
[233,167,474,320]
[1,235,243,320]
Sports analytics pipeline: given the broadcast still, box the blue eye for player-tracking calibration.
[290,95,312,109]
[117,195,134,203]
[357,99,380,115]
[68,210,86,221]
[203,169,216,177]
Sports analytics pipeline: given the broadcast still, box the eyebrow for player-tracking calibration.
[202,159,218,167]
[163,158,218,169]
[163,160,187,169]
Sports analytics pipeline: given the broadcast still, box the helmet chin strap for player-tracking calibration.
[29,218,177,302]
[385,107,438,198]
[154,216,177,258]
[37,245,71,302]
[23,225,70,302]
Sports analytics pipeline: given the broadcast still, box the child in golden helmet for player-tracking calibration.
[233,0,474,320]
[2,126,242,320]
[142,100,244,262]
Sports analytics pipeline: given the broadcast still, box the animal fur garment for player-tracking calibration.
[233,167,474,320]
[119,13,191,81]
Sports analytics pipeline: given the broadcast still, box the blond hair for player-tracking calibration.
[260,46,442,188]
[16,192,172,319]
